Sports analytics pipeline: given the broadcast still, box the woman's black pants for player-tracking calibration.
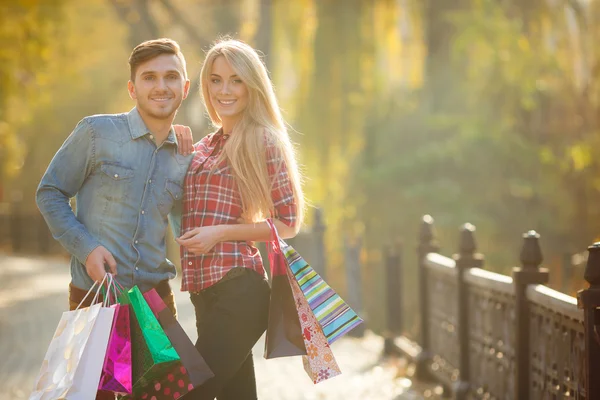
[184,268,270,400]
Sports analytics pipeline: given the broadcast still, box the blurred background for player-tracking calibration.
[1,0,599,339]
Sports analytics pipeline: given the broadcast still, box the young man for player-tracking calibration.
[36,38,193,319]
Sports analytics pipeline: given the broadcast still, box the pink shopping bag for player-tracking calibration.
[98,303,132,395]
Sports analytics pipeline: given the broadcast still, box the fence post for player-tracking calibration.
[512,230,549,400]
[383,238,403,354]
[312,208,327,280]
[576,243,600,398]
[415,215,439,380]
[452,223,483,399]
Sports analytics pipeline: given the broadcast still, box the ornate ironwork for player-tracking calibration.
[528,286,586,399]
[426,257,459,386]
[466,271,516,400]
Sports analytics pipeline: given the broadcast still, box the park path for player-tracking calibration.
[0,254,423,400]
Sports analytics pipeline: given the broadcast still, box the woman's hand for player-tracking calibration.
[173,124,193,156]
[176,225,227,255]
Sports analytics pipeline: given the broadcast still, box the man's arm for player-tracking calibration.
[36,118,102,265]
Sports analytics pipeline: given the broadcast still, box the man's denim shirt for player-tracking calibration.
[36,108,193,292]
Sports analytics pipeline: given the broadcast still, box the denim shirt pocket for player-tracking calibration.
[158,179,183,216]
[99,163,135,201]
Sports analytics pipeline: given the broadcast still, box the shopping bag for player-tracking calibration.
[123,364,195,400]
[286,264,341,383]
[263,221,306,359]
[141,289,213,390]
[30,275,112,400]
[97,302,132,395]
[118,285,179,395]
[266,219,363,344]
[71,292,115,398]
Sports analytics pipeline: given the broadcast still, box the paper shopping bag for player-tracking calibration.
[30,276,113,400]
[119,286,179,395]
[143,289,213,387]
[282,242,363,343]
[122,364,195,400]
[264,223,306,359]
[265,218,363,344]
[98,303,132,395]
[70,303,115,398]
[286,265,341,384]
[29,303,102,400]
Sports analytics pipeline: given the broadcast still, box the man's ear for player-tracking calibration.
[182,79,191,100]
[127,80,136,100]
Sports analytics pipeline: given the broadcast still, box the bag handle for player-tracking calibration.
[266,218,289,276]
[110,277,127,303]
[265,218,282,254]
[102,274,115,307]
[99,273,128,306]
[75,273,109,310]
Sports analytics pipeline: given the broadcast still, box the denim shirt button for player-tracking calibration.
[134,240,138,244]
[141,210,145,215]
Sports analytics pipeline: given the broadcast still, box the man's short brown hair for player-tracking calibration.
[128,38,187,81]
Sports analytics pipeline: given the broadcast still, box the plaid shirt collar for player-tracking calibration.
[209,128,230,146]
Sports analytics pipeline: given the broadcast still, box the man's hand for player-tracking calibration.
[176,225,226,255]
[85,246,117,283]
[174,124,193,156]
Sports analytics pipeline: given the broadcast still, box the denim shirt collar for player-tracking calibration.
[127,107,178,147]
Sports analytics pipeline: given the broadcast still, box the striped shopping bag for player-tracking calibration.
[265,219,363,344]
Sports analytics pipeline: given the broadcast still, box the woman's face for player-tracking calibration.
[208,55,249,129]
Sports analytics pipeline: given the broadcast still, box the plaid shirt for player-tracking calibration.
[181,129,297,292]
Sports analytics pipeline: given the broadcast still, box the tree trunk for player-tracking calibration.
[255,0,272,70]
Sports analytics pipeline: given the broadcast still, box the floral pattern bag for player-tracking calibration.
[285,265,341,383]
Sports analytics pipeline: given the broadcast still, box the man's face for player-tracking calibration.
[128,54,190,121]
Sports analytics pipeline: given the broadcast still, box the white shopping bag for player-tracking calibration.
[69,283,116,398]
[30,275,115,400]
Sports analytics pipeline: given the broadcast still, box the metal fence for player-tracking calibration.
[0,203,63,254]
[383,215,600,399]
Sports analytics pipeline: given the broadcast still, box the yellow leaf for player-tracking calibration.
[569,144,591,171]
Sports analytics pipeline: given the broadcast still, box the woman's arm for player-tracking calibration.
[177,138,301,255]
[175,218,298,255]
[221,218,298,241]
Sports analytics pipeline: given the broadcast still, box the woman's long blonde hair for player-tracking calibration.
[200,39,304,226]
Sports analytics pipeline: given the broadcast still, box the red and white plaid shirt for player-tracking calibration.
[180,129,297,292]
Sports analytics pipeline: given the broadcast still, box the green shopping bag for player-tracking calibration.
[118,285,180,396]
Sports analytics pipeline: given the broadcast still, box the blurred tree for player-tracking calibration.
[354,0,600,278]
[0,1,65,192]
[109,0,159,48]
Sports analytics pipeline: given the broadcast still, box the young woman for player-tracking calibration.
[176,39,305,399]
